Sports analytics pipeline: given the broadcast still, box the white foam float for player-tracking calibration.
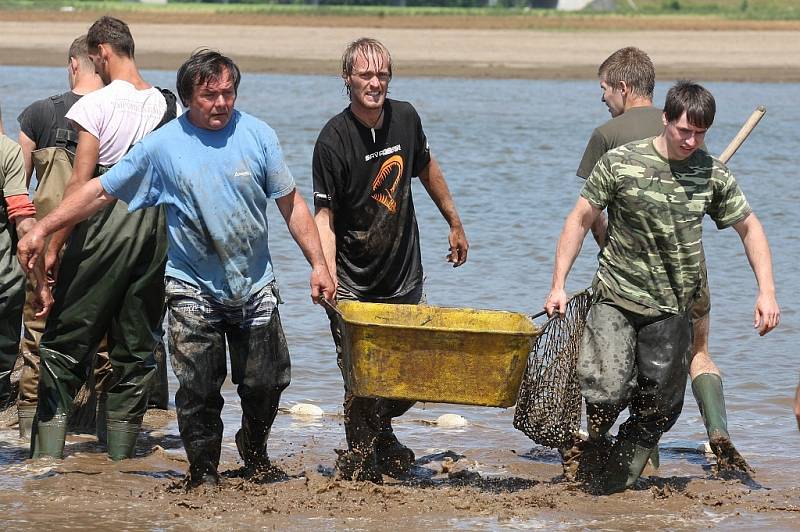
[435,414,468,428]
[289,403,324,417]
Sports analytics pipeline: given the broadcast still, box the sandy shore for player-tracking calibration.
[0,10,799,81]
[2,407,799,529]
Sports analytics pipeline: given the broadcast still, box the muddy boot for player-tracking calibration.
[334,448,382,483]
[235,426,268,471]
[234,426,286,482]
[183,442,221,488]
[30,414,68,459]
[574,433,613,483]
[17,404,36,440]
[375,429,415,476]
[601,438,654,494]
[187,460,220,488]
[106,420,140,461]
[692,373,752,473]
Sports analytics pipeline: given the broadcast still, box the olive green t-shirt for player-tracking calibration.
[576,106,665,179]
[581,138,752,314]
[1,134,27,286]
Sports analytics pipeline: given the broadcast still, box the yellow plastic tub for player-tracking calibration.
[336,301,539,407]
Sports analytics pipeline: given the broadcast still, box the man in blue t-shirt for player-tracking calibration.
[17,50,335,488]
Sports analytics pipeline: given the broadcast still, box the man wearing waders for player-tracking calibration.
[574,47,751,473]
[313,38,469,482]
[14,35,110,440]
[19,49,335,487]
[1,132,41,409]
[545,81,780,493]
[20,16,177,461]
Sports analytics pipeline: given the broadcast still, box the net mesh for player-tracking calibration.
[513,290,592,450]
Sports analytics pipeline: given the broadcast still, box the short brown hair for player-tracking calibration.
[598,47,655,100]
[68,35,94,72]
[664,80,716,129]
[87,16,134,58]
[341,37,392,80]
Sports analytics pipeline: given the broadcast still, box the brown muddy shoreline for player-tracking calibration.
[2,407,799,529]
[0,10,799,81]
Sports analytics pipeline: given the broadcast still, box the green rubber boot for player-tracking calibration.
[106,420,140,461]
[602,438,655,494]
[692,373,752,472]
[30,414,68,459]
[17,404,37,440]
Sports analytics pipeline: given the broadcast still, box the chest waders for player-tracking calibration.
[31,90,176,460]
[0,196,25,409]
[17,145,113,439]
[18,92,111,439]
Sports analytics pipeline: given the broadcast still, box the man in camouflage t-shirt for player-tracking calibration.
[575,47,749,474]
[545,81,780,493]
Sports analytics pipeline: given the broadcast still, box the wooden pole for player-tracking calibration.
[718,105,766,164]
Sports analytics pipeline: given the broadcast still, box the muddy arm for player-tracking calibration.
[417,157,468,267]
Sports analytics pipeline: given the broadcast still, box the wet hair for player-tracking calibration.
[176,49,241,107]
[598,46,655,100]
[341,37,392,91]
[68,35,94,72]
[87,16,135,58]
[664,80,716,129]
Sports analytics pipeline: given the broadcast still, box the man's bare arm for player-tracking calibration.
[590,211,608,248]
[313,205,338,295]
[276,189,335,303]
[17,178,115,274]
[18,131,37,187]
[417,157,468,267]
[545,197,600,316]
[732,213,780,336]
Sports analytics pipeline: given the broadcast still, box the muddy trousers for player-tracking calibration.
[34,201,167,454]
[0,256,24,407]
[578,302,692,448]
[18,271,113,409]
[166,278,290,476]
[327,284,423,455]
[20,276,170,413]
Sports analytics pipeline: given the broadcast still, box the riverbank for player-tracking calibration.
[0,9,799,81]
[2,407,799,529]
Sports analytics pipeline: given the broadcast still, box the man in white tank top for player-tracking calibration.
[29,16,177,462]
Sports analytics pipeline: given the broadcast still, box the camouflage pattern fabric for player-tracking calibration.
[582,137,751,314]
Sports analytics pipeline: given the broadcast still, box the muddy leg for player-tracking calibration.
[166,279,226,487]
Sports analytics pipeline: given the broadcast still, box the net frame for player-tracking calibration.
[513,289,592,450]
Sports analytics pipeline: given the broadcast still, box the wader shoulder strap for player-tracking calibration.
[49,94,79,150]
[154,87,178,131]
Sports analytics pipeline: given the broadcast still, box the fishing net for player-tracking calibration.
[513,289,592,450]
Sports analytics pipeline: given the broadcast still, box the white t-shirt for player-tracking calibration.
[65,79,168,166]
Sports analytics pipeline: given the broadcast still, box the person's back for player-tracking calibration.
[67,79,169,167]
[14,36,103,438]
[31,16,177,462]
[576,106,663,178]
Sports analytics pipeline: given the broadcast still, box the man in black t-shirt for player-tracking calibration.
[313,38,468,481]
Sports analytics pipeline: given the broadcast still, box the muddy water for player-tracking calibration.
[1,67,798,529]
